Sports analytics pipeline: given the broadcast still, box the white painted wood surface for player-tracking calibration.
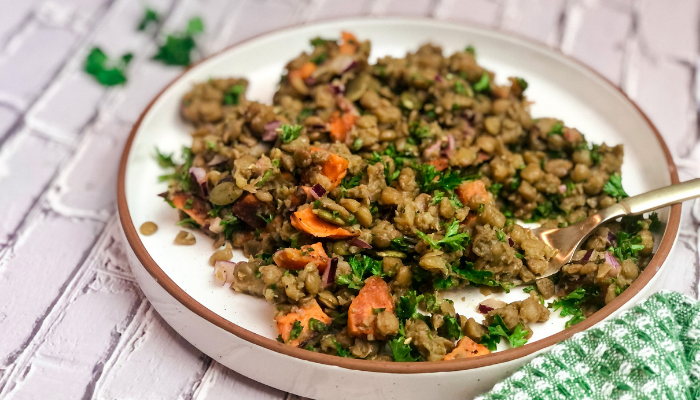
[0,0,698,398]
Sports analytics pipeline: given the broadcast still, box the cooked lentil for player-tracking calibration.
[140,221,158,235]
[158,32,657,361]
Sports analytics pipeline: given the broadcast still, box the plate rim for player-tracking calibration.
[117,16,681,374]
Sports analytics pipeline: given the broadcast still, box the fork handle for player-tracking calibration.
[604,178,700,219]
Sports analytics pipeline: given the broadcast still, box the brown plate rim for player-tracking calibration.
[117,16,681,374]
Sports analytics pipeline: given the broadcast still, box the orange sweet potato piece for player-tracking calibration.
[288,62,317,81]
[347,276,395,339]
[456,180,491,209]
[276,299,332,347]
[231,193,273,229]
[329,111,358,142]
[443,337,490,360]
[426,158,449,171]
[273,242,329,271]
[339,31,358,55]
[309,147,349,190]
[291,208,358,239]
[171,193,209,226]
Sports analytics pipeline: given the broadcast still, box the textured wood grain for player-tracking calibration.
[0,0,697,399]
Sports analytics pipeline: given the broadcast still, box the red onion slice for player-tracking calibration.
[573,249,594,264]
[558,184,567,194]
[349,238,372,249]
[478,304,494,314]
[434,74,443,83]
[477,152,492,162]
[422,140,442,159]
[440,135,456,158]
[189,167,208,197]
[310,183,326,199]
[508,238,514,247]
[214,260,238,285]
[328,82,345,95]
[604,251,621,277]
[262,121,281,142]
[321,257,338,288]
[606,231,617,247]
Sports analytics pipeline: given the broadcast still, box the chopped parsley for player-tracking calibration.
[548,286,599,328]
[336,254,383,289]
[454,262,513,292]
[548,121,564,136]
[396,290,424,321]
[84,47,133,86]
[280,124,303,143]
[310,37,333,47]
[515,77,528,91]
[603,173,628,199]
[297,108,313,122]
[308,318,328,332]
[465,45,475,55]
[414,164,476,193]
[223,84,244,105]
[310,52,328,64]
[372,307,386,314]
[137,8,160,31]
[609,231,645,261]
[155,147,176,168]
[454,81,468,95]
[649,212,662,232]
[390,237,411,252]
[443,315,463,339]
[481,315,529,351]
[473,72,490,93]
[175,217,200,229]
[495,229,506,242]
[415,219,471,252]
[332,338,353,357]
[158,147,193,191]
[389,323,421,362]
[488,183,503,196]
[153,17,204,66]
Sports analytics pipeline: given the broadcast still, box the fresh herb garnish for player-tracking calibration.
[310,37,333,47]
[415,220,471,252]
[649,212,662,232]
[153,17,204,66]
[223,84,244,105]
[308,318,328,332]
[155,147,176,168]
[336,254,383,289]
[515,77,528,91]
[548,286,599,328]
[603,173,628,199]
[495,229,506,242]
[443,315,463,339]
[175,217,200,229]
[138,8,160,31]
[396,290,424,321]
[389,323,420,362]
[609,231,645,261]
[480,315,529,351]
[390,237,411,252]
[331,338,353,357]
[84,47,133,86]
[548,122,564,136]
[310,52,328,64]
[465,45,475,55]
[280,124,303,143]
[473,72,490,93]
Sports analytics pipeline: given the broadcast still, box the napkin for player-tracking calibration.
[477,290,700,400]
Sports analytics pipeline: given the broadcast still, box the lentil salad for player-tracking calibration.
[156,32,659,361]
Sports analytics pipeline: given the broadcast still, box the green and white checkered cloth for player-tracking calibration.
[477,290,700,400]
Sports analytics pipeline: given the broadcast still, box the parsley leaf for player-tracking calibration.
[336,254,383,289]
[610,231,645,261]
[223,84,244,105]
[488,183,503,196]
[280,124,303,143]
[389,324,420,362]
[495,229,506,242]
[548,286,599,328]
[308,318,328,332]
[310,37,333,46]
[289,320,303,340]
[473,72,490,93]
[443,315,463,339]
[332,338,353,357]
[649,212,662,233]
[390,237,411,252]
[481,315,529,350]
[84,47,133,86]
[548,122,564,136]
[138,8,160,31]
[465,45,476,55]
[155,147,176,168]
[396,290,424,321]
[310,52,328,65]
[454,262,513,292]
[515,77,528,91]
[153,17,204,66]
[603,173,628,199]
[175,217,200,229]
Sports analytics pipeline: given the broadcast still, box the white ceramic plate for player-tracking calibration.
[118,17,680,400]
